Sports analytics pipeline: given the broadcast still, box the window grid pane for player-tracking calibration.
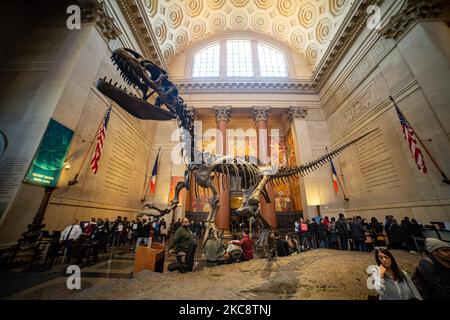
[226,40,253,77]
[257,43,287,77]
[192,43,220,77]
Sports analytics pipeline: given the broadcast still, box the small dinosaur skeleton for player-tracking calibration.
[97,47,374,259]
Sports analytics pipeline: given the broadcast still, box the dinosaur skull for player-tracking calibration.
[96,47,177,120]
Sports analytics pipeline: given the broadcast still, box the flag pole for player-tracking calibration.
[326,147,349,201]
[68,107,111,186]
[389,96,450,184]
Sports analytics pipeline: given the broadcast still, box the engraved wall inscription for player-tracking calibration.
[103,127,137,198]
[354,129,401,193]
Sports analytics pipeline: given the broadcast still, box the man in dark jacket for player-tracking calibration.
[336,213,349,250]
[350,216,365,251]
[135,219,150,250]
[387,219,406,249]
[412,238,450,300]
[401,217,414,251]
[169,218,194,254]
[169,218,195,273]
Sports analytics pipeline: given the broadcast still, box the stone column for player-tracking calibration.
[214,106,231,231]
[251,106,277,228]
[288,106,314,219]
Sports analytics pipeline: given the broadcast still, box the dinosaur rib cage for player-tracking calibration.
[190,159,261,198]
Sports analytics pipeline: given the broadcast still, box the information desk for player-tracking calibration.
[134,242,165,273]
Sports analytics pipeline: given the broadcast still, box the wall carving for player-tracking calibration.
[288,106,308,122]
[81,1,122,41]
[176,80,314,94]
[324,38,391,116]
[342,82,374,124]
[116,0,166,69]
[380,0,449,39]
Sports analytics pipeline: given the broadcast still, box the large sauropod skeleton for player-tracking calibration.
[97,47,374,259]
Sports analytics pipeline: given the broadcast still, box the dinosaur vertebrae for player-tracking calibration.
[270,130,375,186]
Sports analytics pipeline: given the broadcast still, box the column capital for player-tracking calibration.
[251,106,271,122]
[214,106,232,123]
[288,106,308,123]
[81,1,122,41]
[380,0,449,39]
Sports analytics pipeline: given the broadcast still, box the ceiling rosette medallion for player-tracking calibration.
[191,20,207,40]
[316,17,333,43]
[175,30,189,51]
[230,11,248,30]
[291,29,307,50]
[272,18,290,39]
[231,0,250,7]
[168,4,183,28]
[251,12,270,32]
[277,0,298,17]
[143,0,158,17]
[329,0,347,16]
[207,0,226,10]
[185,0,204,17]
[255,0,273,10]
[298,2,317,28]
[209,12,227,32]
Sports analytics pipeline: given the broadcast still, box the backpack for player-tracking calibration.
[300,223,308,232]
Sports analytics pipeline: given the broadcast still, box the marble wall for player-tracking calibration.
[320,14,450,224]
[0,6,162,245]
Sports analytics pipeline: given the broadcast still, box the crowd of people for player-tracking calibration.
[57,213,449,300]
[58,216,170,265]
[292,214,426,253]
[57,215,207,265]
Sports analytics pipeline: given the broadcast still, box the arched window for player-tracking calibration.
[226,40,253,77]
[191,38,289,78]
[192,43,220,77]
[257,43,287,77]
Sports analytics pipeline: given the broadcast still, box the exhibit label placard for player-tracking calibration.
[23,119,74,187]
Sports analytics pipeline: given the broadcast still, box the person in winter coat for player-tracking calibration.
[350,216,366,251]
[329,217,339,249]
[412,238,450,300]
[318,219,329,248]
[387,219,406,250]
[336,213,349,250]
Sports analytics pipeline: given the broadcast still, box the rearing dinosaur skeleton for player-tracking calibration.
[97,47,374,259]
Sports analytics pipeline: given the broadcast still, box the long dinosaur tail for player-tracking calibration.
[270,129,377,186]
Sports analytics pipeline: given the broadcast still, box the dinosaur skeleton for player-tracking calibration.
[97,47,375,259]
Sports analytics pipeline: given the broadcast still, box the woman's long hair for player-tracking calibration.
[375,248,405,282]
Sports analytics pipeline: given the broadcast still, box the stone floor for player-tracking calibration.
[3,248,423,300]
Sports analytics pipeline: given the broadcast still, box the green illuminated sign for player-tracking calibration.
[24,119,74,187]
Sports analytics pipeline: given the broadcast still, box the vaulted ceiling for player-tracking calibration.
[142,0,354,69]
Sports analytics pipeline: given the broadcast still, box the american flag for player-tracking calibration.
[90,107,112,174]
[395,105,427,173]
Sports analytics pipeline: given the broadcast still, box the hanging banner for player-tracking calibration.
[168,176,184,206]
[23,119,74,187]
